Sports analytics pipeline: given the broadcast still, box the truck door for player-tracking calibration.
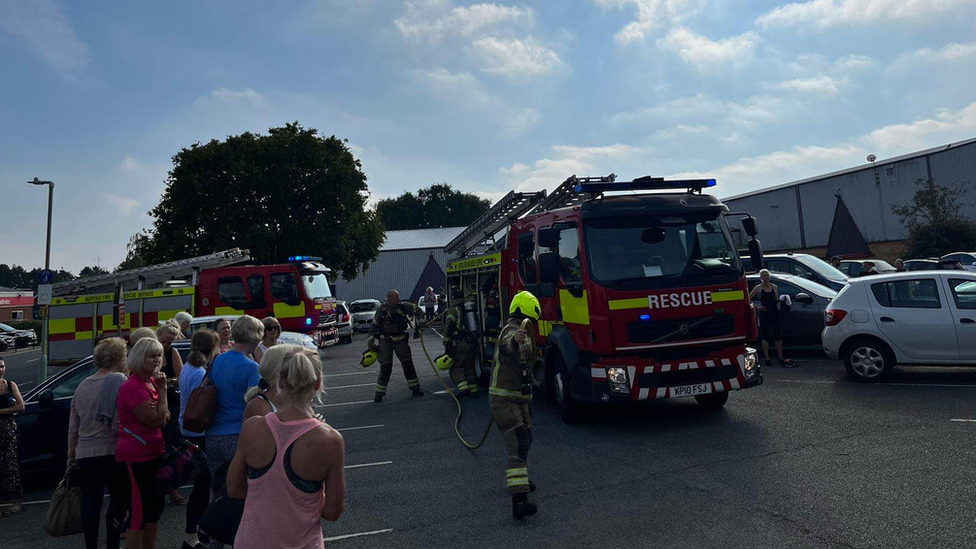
[245,273,269,318]
[943,276,976,360]
[553,223,588,328]
[270,271,306,331]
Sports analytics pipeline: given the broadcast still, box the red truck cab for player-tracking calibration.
[196,256,339,346]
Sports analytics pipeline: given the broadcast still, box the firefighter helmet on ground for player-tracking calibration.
[360,350,378,368]
[435,354,454,371]
[509,291,541,321]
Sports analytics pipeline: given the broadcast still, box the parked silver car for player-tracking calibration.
[349,299,381,333]
[336,301,353,344]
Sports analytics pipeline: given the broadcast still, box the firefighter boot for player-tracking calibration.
[412,387,425,397]
[529,481,536,493]
[512,494,537,520]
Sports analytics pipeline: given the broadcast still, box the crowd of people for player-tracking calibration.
[0,314,346,548]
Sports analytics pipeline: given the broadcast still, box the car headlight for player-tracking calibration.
[606,367,630,394]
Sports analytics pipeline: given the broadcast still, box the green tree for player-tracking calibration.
[0,264,74,292]
[139,123,385,280]
[116,233,149,271]
[376,183,490,230]
[79,265,109,277]
[892,178,976,258]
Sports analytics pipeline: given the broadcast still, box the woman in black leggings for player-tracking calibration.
[749,269,796,368]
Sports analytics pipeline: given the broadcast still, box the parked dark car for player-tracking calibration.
[15,341,190,478]
[838,259,896,277]
[905,259,966,271]
[746,273,836,346]
[743,253,849,291]
[0,322,37,348]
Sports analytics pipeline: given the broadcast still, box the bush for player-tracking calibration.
[905,220,976,259]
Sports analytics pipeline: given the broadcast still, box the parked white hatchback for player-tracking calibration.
[822,271,976,381]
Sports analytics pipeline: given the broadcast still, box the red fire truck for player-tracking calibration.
[46,249,339,363]
[445,175,765,423]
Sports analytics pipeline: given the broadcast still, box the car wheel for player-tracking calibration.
[340,335,352,345]
[551,354,584,425]
[843,338,894,382]
[695,391,729,409]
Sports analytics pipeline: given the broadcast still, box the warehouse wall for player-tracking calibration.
[335,248,451,303]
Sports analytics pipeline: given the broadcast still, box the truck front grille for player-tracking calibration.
[636,364,738,387]
[627,314,735,344]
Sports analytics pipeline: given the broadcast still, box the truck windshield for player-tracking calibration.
[584,215,742,290]
[301,273,333,300]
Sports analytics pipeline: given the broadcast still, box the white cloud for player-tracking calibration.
[0,0,90,76]
[395,1,534,43]
[500,143,647,191]
[592,0,701,44]
[657,27,761,71]
[209,88,266,105]
[502,108,543,136]
[608,94,786,131]
[472,36,564,78]
[103,193,139,216]
[117,156,139,172]
[867,100,976,155]
[413,68,493,106]
[757,0,976,29]
[910,42,976,63]
[776,75,843,95]
[652,124,710,139]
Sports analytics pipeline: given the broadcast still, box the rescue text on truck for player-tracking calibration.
[445,174,765,424]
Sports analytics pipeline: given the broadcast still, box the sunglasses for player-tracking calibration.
[267,326,280,332]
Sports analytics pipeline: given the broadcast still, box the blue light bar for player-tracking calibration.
[575,178,716,194]
[289,255,323,262]
[639,314,651,321]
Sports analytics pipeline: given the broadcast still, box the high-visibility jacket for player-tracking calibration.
[489,318,531,401]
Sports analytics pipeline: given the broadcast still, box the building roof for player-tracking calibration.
[0,286,31,294]
[722,136,976,202]
[380,226,467,252]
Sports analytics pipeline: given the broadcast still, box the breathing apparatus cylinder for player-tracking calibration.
[464,300,479,336]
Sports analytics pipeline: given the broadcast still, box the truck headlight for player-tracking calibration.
[606,367,630,394]
[743,350,759,380]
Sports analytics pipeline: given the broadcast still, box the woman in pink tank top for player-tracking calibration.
[228,350,345,549]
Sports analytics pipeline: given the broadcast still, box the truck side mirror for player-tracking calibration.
[748,238,764,271]
[537,227,559,249]
[742,216,758,237]
[539,252,559,284]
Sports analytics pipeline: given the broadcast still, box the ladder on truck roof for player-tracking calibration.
[53,248,251,296]
[444,190,547,257]
[527,174,616,216]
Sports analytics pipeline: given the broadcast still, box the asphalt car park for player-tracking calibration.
[8,333,976,548]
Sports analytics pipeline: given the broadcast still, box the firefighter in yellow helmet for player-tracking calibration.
[490,290,541,519]
[368,290,425,402]
[443,287,480,398]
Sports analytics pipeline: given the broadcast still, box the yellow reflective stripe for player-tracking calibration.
[506,468,528,478]
[712,290,745,303]
[76,331,93,340]
[489,387,530,399]
[156,309,186,323]
[507,478,529,486]
[559,289,590,325]
[215,306,244,315]
[273,301,306,319]
[49,318,76,335]
[608,298,648,311]
[407,379,419,387]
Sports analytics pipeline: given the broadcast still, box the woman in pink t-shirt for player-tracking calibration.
[117,338,169,549]
[228,351,346,549]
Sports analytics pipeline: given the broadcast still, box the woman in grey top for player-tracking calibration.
[67,338,129,549]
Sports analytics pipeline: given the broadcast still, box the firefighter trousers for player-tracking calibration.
[489,397,532,495]
[375,337,420,396]
[449,339,480,394]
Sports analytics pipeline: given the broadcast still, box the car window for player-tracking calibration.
[765,259,790,275]
[843,263,863,276]
[789,262,817,280]
[557,225,582,284]
[51,361,99,399]
[775,282,803,298]
[247,275,266,303]
[960,255,976,266]
[949,279,976,309]
[871,279,941,309]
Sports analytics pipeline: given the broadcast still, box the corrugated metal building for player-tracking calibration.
[335,227,465,303]
[722,138,976,257]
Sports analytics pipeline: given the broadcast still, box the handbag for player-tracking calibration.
[157,438,206,493]
[182,370,217,433]
[44,467,83,537]
[199,493,246,545]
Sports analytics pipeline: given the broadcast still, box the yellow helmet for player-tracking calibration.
[360,350,378,368]
[509,290,541,321]
[435,354,454,371]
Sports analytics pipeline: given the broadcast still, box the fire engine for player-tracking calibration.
[445,175,765,424]
[45,249,339,363]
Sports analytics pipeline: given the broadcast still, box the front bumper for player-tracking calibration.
[314,327,340,348]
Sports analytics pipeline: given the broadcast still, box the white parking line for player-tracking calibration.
[26,358,39,363]
[950,419,976,423]
[324,371,373,378]
[320,400,375,408]
[345,461,393,470]
[776,380,976,388]
[337,424,384,432]
[327,383,376,390]
[324,529,393,542]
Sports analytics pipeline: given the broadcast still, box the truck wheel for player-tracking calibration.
[552,355,584,425]
[695,391,729,409]
[843,338,894,382]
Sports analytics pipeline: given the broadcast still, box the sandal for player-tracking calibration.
[778,358,798,368]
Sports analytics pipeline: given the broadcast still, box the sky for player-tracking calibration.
[1,0,975,273]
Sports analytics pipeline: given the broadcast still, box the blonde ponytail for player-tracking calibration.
[277,350,323,411]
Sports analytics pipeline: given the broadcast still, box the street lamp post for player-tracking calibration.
[866,154,888,241]
[29,177,55,383]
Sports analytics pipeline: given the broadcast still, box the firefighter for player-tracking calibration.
[490,290,541,520]
[443,288,480,398]
[369,290,425,402]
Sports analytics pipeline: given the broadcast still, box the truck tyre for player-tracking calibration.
[695,391,729,409]
[551,353,584,425]
[843,337,894,382]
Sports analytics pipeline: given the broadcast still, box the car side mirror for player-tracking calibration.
[748,238,764,271]
[38,389,54,409]
[741,216,758,237]
[795,292,814,303]
[537,227,560,249]
[538,252,559,284]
